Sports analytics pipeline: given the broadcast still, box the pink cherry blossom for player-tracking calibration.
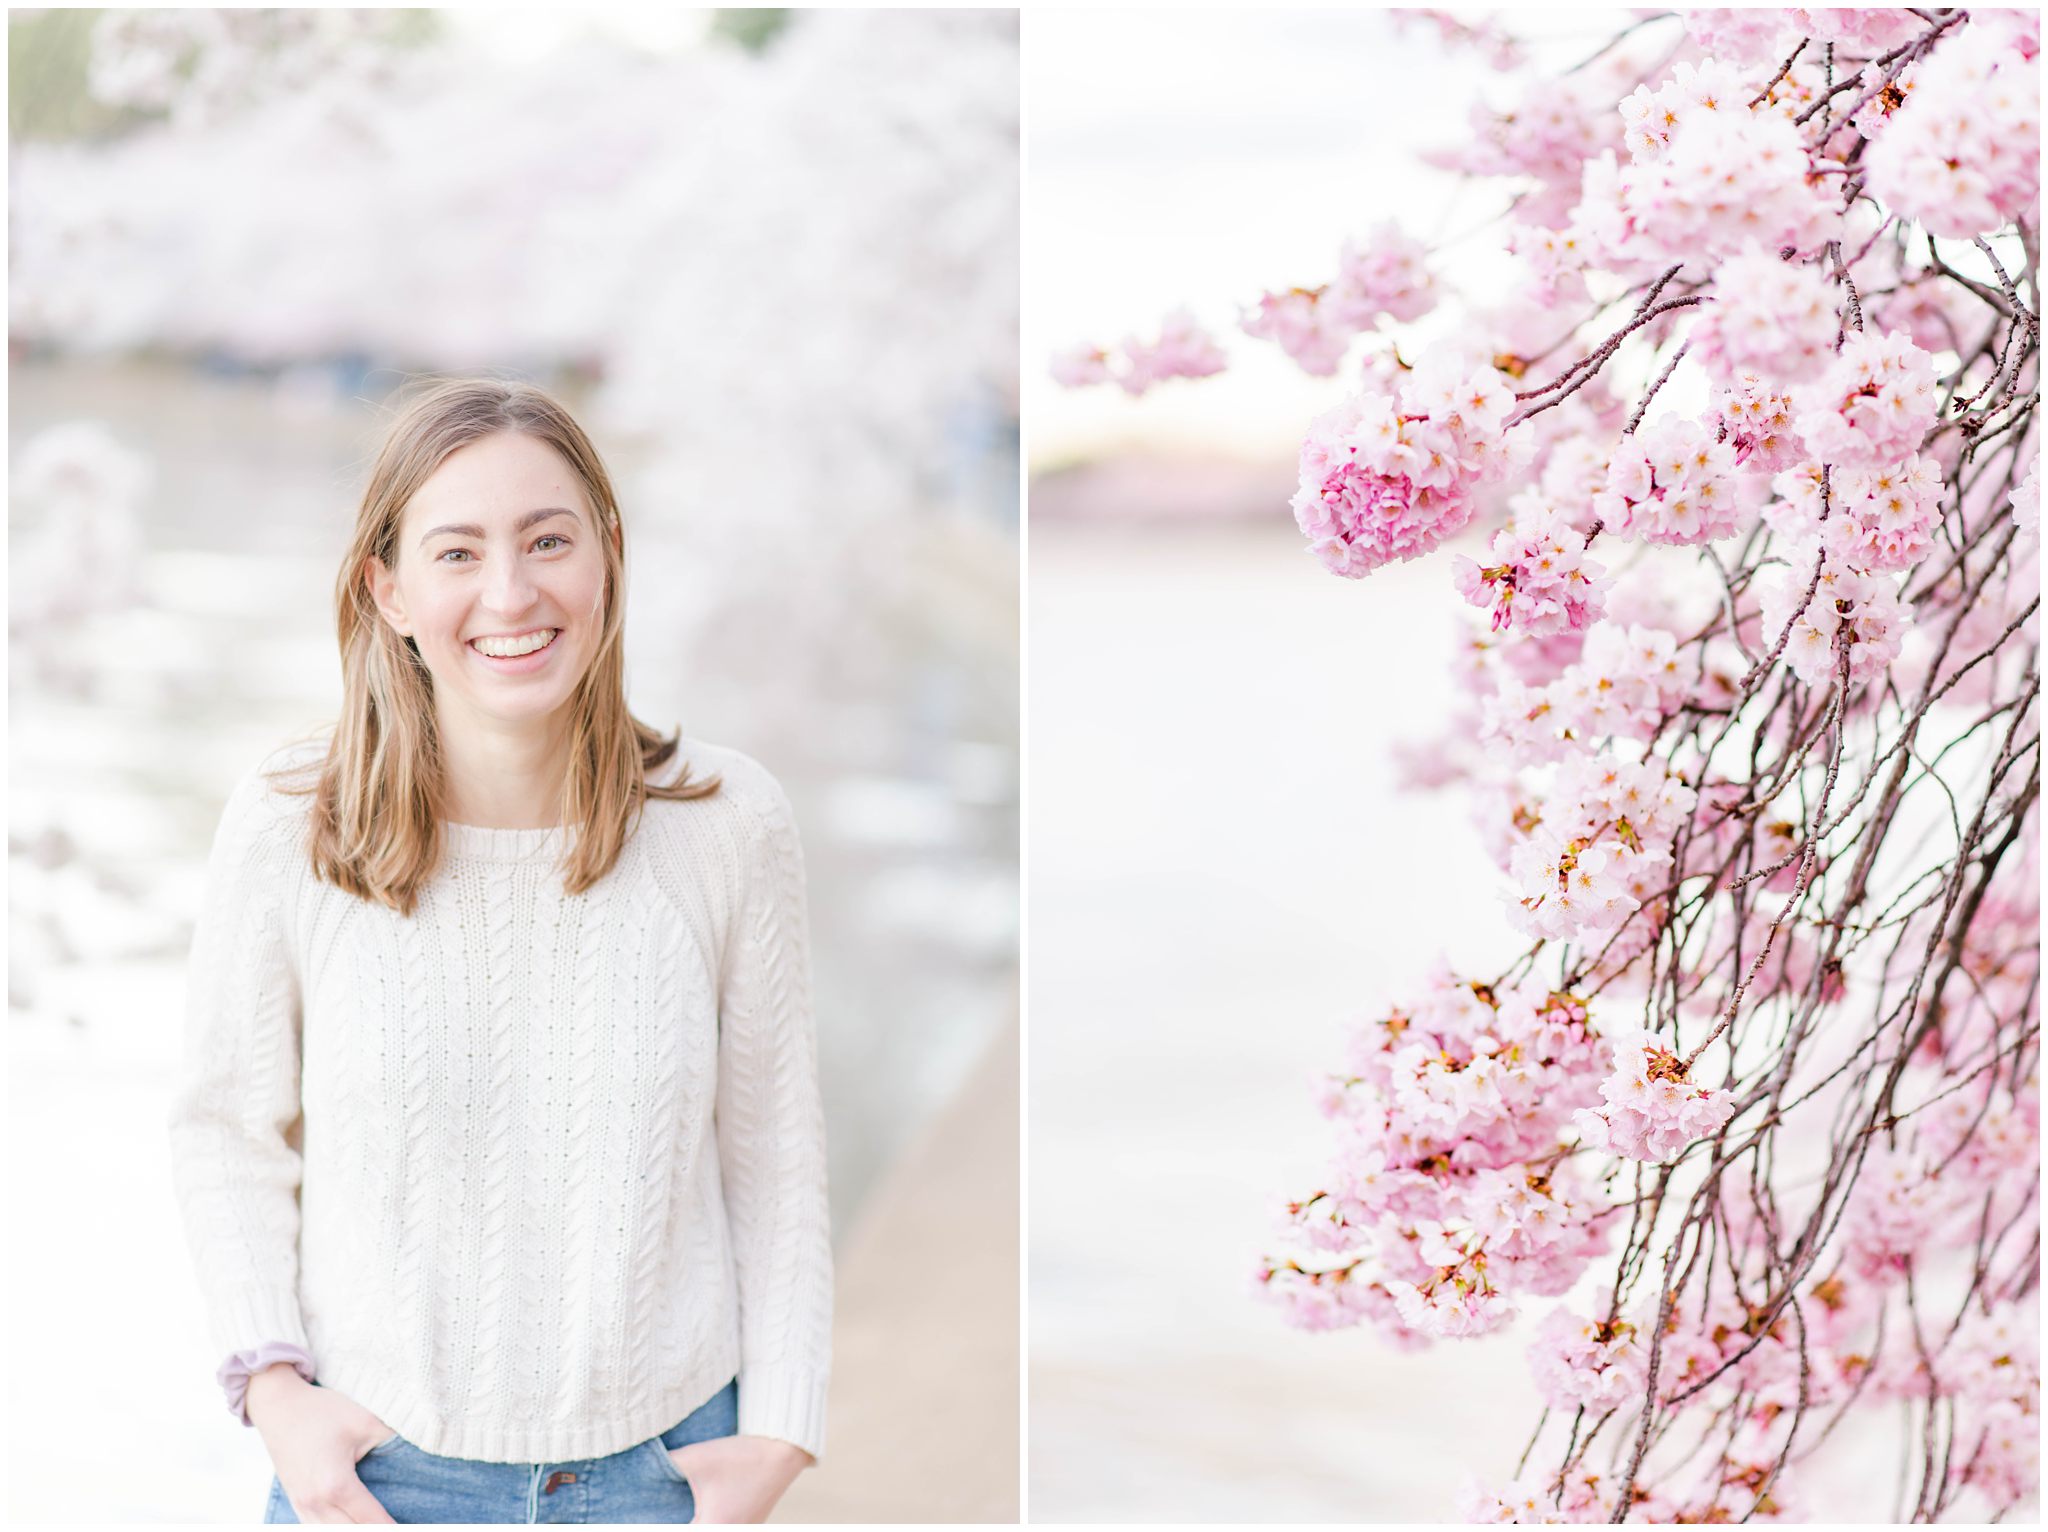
[1506,750,1697,943]
[1712,373,1805,475]
[1595,413,1752,545]
[1428,70,1617,230]
[1683,11,1798,65]
[1066,10,2041,1517]
[1507,223,1593,306]
[1792,329,1940,467]
[1330,222,1438,327]
[1699,244,1840,385]
[1788,8,1922,56]
[1290,358,1517,578]
[1048,343,1111,388]
[1241,286,1354,376]
[1242,224,1436,376]
[1865,24,2041,237]
[1048,307,1227,395]
[1527,1306,1649,1413]
[1579,74,1843,271]
[1572,1027,1736,1163]
[1756,548,1912,685]
[1482,621,1697,759]
[1767,453,1944,571]
[1452,499,1610,636]
[1459,1470,1615,1524]
[1388,1265,1516,1338]
[1118,306,1229,394]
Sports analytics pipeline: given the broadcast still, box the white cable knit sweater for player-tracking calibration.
[167,736,832,1463]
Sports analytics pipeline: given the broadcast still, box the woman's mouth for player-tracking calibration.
[468,628,560,661]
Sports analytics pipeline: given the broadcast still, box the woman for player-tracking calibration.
[167,378,832,1524]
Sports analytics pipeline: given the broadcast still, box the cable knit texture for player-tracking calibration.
[167,736,832,1463]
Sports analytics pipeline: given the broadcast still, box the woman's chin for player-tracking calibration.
[434,677,584,733]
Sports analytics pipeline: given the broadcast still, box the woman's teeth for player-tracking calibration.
[470,629,559,658]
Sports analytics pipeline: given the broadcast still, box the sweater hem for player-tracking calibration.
[313,1345,742,1464]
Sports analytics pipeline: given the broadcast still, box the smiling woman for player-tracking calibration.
[363,434,619,826]
[166,377,832,1524]
[311,381,725,905]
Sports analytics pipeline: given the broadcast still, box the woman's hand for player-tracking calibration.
[666,1434,812,1524]
[246,1364,398,1524]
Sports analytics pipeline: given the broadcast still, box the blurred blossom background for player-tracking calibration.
[9,7,1017,1522]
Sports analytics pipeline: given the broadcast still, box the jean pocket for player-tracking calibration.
[358,1431,405,1462]
[644,1439,688,1485]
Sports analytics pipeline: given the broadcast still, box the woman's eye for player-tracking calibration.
[533,534,568,553]
[436,548,474,563]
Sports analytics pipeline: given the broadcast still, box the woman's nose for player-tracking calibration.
[481,557,538,616]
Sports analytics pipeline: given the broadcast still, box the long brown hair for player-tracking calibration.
[278,377,716,914]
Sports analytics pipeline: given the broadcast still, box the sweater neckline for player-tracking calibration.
[440,821,568,862]
[434,739,695,863]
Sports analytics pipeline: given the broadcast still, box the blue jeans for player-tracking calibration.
[263,1380,739,1524]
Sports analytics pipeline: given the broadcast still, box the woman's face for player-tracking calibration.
[365,431,614,736]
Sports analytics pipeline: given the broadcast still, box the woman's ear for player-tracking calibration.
[364,554,412,638]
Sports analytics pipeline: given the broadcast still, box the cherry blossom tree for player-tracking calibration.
[12,10,1018,738]
[1059,8,2036,1521]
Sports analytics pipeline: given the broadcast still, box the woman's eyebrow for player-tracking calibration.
[418,506,581,545]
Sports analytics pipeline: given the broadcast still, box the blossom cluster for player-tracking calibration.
[1289,356,1518,578]
[1845,1083,2036,1279]
[1506,222,1594,306]
[1572,1027,1737,1163]
[1865,23,2043,238]
[1459,1471,1615,1524]
[1426,71,1616,229]
[1264,12,2033,1520]
[1578,60,1841,271]
[1793,8,1924,55]
[1527,1306,1649,1414]
[1242,223,1437,375]
[1871,275,1983,359]
[1766,453,1946,572]
[1820,1077,2042,1510]
[1482,622,1696,762]
[1239,289,1352,377]
[1710,373,1804,475]
[1790,329,1940,467]
[1699,243,1839,385]
[1680,9,1800,65]
[1594,412,1751,544]
[1259,970,1615,1344]
[1680,8,1925,69]
[1507,751,1698,942]
[1756,547,1913,686]
[1451,499,1610,636]
[1048,306,1228,396]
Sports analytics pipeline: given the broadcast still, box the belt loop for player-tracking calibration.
[527,1462,542,1524]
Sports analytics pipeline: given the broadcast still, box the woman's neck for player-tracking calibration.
[435,708,573,829]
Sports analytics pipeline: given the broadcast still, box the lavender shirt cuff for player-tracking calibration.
[218,1342,317,1426]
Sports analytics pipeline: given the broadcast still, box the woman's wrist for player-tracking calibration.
[749,1435,813,1470]
[244,1361,312,1425]
[220,1342,318,1426]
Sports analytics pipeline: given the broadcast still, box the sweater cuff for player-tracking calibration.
[210,1286,312,1359]
[219,1341,317,1426]
[737,1362,829,1461]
